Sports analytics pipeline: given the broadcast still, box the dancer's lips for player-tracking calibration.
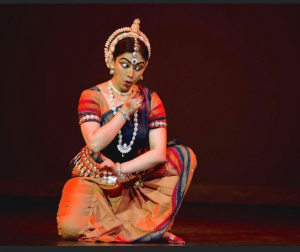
[124,80,132,85]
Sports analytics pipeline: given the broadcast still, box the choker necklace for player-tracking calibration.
[110,81,133,96]
[108,80,138,157]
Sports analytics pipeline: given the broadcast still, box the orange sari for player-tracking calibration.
[57,85,194,242]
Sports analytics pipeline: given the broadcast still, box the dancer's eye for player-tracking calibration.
[134,65,144,71]
[119,62,129,68]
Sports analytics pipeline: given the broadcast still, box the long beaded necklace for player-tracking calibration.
[108,80,138,157]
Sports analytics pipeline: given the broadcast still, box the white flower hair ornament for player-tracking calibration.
[104,18,151,72]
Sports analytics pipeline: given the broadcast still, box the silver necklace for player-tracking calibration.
[110,81,133,96]
[108,80,138,157]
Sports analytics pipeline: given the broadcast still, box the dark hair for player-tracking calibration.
[113,37,149,61]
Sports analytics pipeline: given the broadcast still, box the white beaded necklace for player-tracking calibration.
[108,80,138,157]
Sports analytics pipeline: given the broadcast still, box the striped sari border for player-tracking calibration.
[133,142,191,242]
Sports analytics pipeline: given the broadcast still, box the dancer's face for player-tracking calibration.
[112,52,147,92]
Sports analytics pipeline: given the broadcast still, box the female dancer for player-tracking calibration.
[57,19,197,244]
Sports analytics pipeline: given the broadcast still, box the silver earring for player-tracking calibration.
[110,69,115,75]
[139,75,143,80]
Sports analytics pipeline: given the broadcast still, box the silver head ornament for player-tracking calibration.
[104,19,151,70]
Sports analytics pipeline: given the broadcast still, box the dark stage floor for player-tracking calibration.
[0,195,300,246]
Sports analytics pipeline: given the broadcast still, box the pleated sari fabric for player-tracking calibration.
[56,84,194,242]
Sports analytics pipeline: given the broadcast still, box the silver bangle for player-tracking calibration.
[116,162,127,180]
[116,162,121,177]
[119,109,130,121]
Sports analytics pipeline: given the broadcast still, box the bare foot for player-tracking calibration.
[162,232,185,244]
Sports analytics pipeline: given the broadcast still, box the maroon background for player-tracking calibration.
[0,4,300,203]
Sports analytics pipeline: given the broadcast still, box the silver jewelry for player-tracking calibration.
[110,68,115,75]
[75,146,118,185]
[109,80,132,96]
[108,81,139,157]
[119,109,130,121]
[116,162,121,176]
[132,37,138,65]
[116,162,127,180]
[149,121,167,128]
[104,19,151,71]
[79,114,101,125]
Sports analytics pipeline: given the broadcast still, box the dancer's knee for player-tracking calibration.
[57,215,86,240]
[57,178,96,240]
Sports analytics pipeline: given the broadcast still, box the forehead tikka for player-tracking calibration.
[104,18,151,70]
[132,37,138,65]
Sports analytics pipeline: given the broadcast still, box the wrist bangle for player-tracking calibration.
[116,162,121,176]
[116,162,126,180]
[119,109,130,121]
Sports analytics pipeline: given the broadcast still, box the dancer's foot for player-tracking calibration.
[162,232,185,244]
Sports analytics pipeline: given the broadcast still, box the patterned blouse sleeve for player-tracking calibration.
[78,90,101,126]
[149,91,167,129]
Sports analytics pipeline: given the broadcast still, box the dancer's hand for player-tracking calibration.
[121,88,143,116]
[99,154,117,174]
